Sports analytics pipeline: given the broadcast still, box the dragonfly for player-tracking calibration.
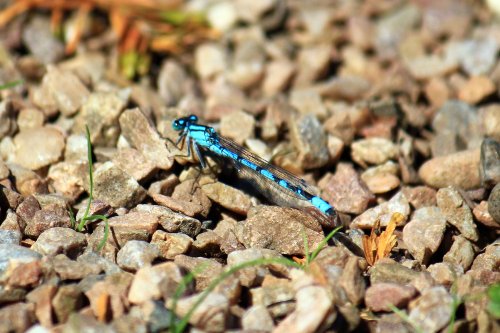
[172,114,338,228]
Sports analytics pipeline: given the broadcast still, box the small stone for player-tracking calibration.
[157,60,191,106]
[24,204,72,238]
[84,272,133,319]
[0,302,36,333]
[473,201,500,228]
[12,126,65,170]
[174,255,223,291]
[17,108,44,131]
[37,65,90,116]
[451,37,499,76]
[294,43,331,87]
[0,285,26,304]
[227,248,287,287]
[226,40,265,89]
[419,148,481,190]
[408,286,453,333]
[351,191,410,229]
[262,59,295,96]
[50,254,102,280]
[119,108,174,170]
[339,257,366,305]
[98,212,158,249]
[206,2,237,32]
[58,52,106,86]
[488,184,500,224]
[73,91,127,146]
[288,114,330,169]
[64,134,87,161]
[22,17,64,64]
[219,110,255,145]
[172,292,229,332]
[250,279,295,318]
[274,269,334,333]
[351,137,398,167]
[135,204,201,238]
[235,206,323,256]
[242,305,275,331]
[192,230,223,257]
[151,230,193,259]
[458,76,496,104]
[151,192,204,217]
[403,207,446,264]
[401,186,437,209]
[443,236,475,271]
[202,182,252,215]
[480,138,500,189]
[47,161,86,200]
[4,260,42,288]
[171,179,212,217]
[427,262,464,286]
[319,163,375,214]
[0,229,21,244]
[52,284,84,323]
[116,240,160,271]
[436,187,479,241]
[404,54,458,80]
[471,243,499,271]
[289,89,328,120]
[370,262,420,285]
[480,104,500,141]
[0,244,42,276]
[113,148,156,182]
[7,163,48,196]
[128,262,183,304]
[90,161,146,208]
[424,77,450,109]
[75,200,113,222]
[26,284,56,327]
[361,161,400,194]
[194,43,228,79]
[31,227,86,257]
[365,282,417,312]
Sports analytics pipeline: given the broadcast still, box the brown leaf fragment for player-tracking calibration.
[362,212,401,266]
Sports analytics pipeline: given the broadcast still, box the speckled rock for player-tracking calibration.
[365,282,417,312]
[443,236,475,271]
[0,244,42,275]
[408,286,453,332]
[151,230,193,259]
[116,240,160,271]
[202,182,253,215]
[488,183,500,224]
[351,137,398,167]
[219,110,255,145]
[351,191,410,229]
[31,227,86,257]
[134,204,201,238]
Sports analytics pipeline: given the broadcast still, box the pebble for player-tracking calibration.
[401,186,437,209]
[171,179,212,217]
[436,187,479,241]
[339,257,366,306]
[242,305,275,331]
[408,286,453,333]
[31,227,86,257]
[319,163,374,214]
[351,191,410,229]
[52,284,83,323]
[37,65,90,116]
[402,207,447,264]
[151,230,193,259]
[365,282,417,312]
[458,76,496,104]
[370,262,420,285]
[471,242,499,272]
[351,137,398,167]
[128,262,182,304]
[206,1,237,32]
[172,292,229,332]
[202,182,253,215]
[0,229,21,244]
[219,110,255,145]
[62,313,110,332]
[360,161,400,194]
[12,126,65,170]
[235,206,324,256]
[226,39,266,89]
[90,161,146,208]
[274,270,334,333]
[404,53,458,80]
[174,255,223,291]
[47,161,86,200]
[63,134,88,161]
[22,17,64,64]
[134,204,201,238]
[480,104,500,141]
[0,302,36,333]
[488,183,500,223]
[450,37,499,76]
[0,244,42,275]
[294,43,331,87]
[289,89,328,120]
[84,272,133,319]
[24,204,72,238]
[157,60,191,106]
[50,254,102,280]
[262,59,295,96]
[112,148,156,182]
[472,200,500,228]
[119,108,174,170]
[17,108,44,131]
[480,138,500,189]
[116,240,160,271]
[427,262,464,287]
[73,91,127,145]
[194,43,228,79]
[316,75,371,102]
[424,77,450,109]
[419,148,481,190]
[192,230,223,257]
[251,279,295,318]
[443,236,475,271]
[99,211,158,248]
[26,284,56,327]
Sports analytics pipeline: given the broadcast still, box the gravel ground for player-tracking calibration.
[0,0,499,332]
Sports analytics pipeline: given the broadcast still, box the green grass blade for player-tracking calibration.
[0,80,23,90]
[172,257,300,333]
[488,283,500,319]
[309,226,342,263]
